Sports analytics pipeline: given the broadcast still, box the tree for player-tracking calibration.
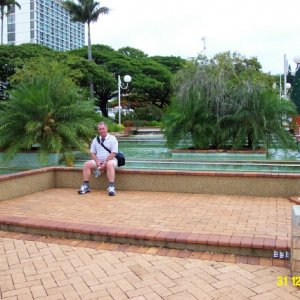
[63,0,109,98]
[291,68,300,114]
[0,0,21,44]
[151,55,186,73]
[70,45,175,114]
[0,63,99,162]
[0,44,55,100]
[163,52,297,152]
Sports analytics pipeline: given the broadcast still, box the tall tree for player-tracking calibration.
[63,0,109,99]
[0,0,21,44]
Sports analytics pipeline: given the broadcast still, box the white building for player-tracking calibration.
[2,0,85,51]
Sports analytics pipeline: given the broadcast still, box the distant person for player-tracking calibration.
[78,121,118,196]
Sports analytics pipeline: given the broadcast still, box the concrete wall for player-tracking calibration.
[2,167,300,201]
[292,206,300,276]
[0,168,55,201]
[114,171,300,197]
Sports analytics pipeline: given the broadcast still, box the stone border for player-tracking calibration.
[2,167,300,200]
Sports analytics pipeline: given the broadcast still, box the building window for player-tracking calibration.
[7,5,15,14]
[7,32,15,42]
[7,14,15,23]
[7,23,15,32]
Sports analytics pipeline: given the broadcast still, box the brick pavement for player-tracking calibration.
[0,188,297,299]
[0,230,300,300]
[0,188,292,241]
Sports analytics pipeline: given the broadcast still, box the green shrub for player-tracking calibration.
[134,105,163,122]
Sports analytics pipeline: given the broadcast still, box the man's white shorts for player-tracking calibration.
[89,158,118,169]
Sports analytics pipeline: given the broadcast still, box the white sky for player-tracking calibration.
[90,0,300,74]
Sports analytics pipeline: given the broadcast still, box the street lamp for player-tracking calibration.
[294,56,300,72]
[118,74,132,125]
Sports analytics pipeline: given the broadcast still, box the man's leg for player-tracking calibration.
[106,159,117,196]
[83,160,96,181]
[78,160,96,194]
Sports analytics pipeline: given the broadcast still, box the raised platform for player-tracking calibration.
[0,188,291,260]
[0,167,296,262]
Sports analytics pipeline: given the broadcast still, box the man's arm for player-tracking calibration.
[106,152,116,162]
[90,152,101,167]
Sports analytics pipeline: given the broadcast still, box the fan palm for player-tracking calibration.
[63,0,109,98]
[0,0,21,44]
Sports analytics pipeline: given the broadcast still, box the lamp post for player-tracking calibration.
[118,74,132,125]
[294,56,300,72]
[284,54,288,99]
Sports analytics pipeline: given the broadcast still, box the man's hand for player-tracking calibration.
[100,161,106,171]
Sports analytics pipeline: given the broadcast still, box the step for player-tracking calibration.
[74,159,300,173]
[0,215,290,260]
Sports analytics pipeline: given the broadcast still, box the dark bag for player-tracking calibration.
[97,136,125,167]
[115,152,125,167]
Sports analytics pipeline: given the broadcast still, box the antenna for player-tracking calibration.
[201,36,206,56]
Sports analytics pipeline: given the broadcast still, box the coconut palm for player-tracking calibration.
[0,0,21,44]
[63,0,109,98]
[0,71,99,163]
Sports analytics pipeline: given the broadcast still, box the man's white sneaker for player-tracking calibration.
[107,186,116,196]
[78,184,90,194]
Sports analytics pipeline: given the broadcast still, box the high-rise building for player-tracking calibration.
[2,0,85,51]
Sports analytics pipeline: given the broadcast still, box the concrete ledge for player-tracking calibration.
[1,168,55,201]
[2,167,300,201]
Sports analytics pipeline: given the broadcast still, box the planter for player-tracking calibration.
[124,126,132,137]
[0,152,62,168]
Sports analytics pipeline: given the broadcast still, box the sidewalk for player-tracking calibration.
[0,230,299,299]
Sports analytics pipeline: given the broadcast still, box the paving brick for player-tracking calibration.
[144,291,166,300]
[30,284,47,298]
[125,286,154,298]
[116,278,135,292]
[2,287,31,298]
[208,286,246,299]
[12,272,26,284]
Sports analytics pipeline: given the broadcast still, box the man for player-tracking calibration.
[78,121,118,196]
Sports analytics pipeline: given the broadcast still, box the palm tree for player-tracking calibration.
[0,0,21,45]
[0,71,99,163]
[63,0,109,98]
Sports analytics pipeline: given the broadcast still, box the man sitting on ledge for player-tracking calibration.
[78,121,118,196]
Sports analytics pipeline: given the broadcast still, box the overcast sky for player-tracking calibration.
[90,0,300,74]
